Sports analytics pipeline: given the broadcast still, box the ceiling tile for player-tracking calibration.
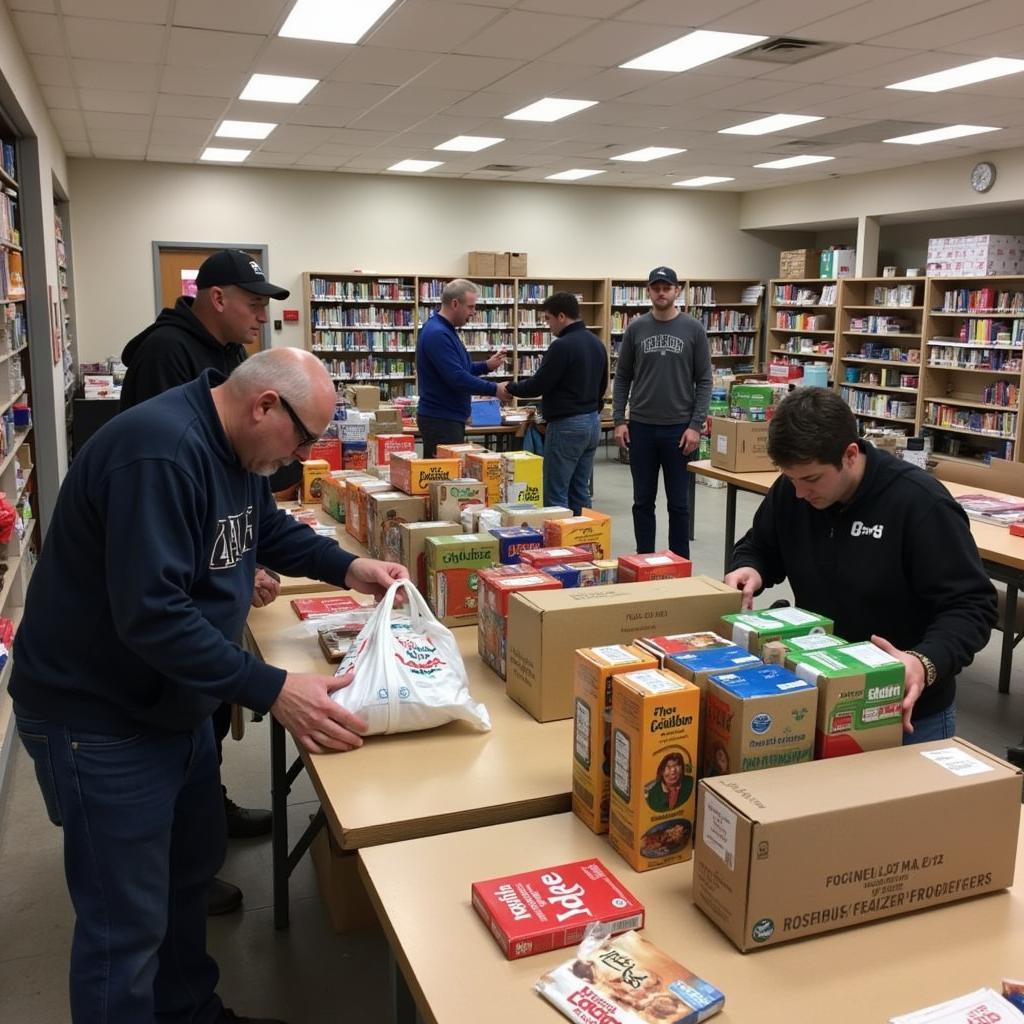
[159,65,246,98]
[165,26,264,71]
[698,78,806,110]
[801,0,982,44]
[285,105,367,129]
[454,11,598,60]
[7,0,56,11]
[12,12,64,55]
[755,46,921,87]
[71,57,160,90]
[146,143,202,160]
[372,86,468,115]
[96,140,148,157]
[409,54,523,91]
[172,0,286,34]
[486,59,607,96]
[367,3,503,54]
[614,0,749,27]
[253,36,353,79]
[40,85,79,108]
[952,24,1024,57]
[329,46,439,86]
[155,92,227,118]
[346,108,429,132]
[82,110,150,131]
[151,114,217,138]
[869,0,1024,49]
[293,154,343,168]
[59,0,169,23]
[304,81,396,109]
[245,150,300,166]
[616,74,745,106]
[258,124,335,151]
[307,128,395,148]
[544,20,674,67]
[222,99,306,122]
[63,16,165,62]
[704,0,866,34]
[78,88,156,114]
[48,108,88,137]
[519,0,633,16]
[569,67,668,101]
[28,54,74,85]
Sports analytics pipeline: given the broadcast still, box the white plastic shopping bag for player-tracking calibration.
[331,579,491,735]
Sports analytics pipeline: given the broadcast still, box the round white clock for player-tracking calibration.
[971,161,996,193]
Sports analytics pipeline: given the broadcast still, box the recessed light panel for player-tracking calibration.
[279,0,399,45]
[720,114,822,136]
[611,147,685,162]
[239,73,318,104]
[434,135,504,152]
[201,147,251,163]
[673,176,735,187]
[754,154,834,169]
[620,30,767,73]
[388,159,443,172]
[545,168,605,181]
[216,120,276,140]
[888,57,1024,93]
[505,98,597,122]
[884,124,1000,145]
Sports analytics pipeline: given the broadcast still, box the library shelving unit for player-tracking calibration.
[686,278,764,373]
[919,276,1024,465]
[303,273,419,401]
[54,202,77,456]
[607,278,683,381]
[516,277,607,381]
[767,278,838,387]
[835,276,926,436]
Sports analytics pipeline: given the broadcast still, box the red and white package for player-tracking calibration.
[290,595,363,620]
[471,859,644,960]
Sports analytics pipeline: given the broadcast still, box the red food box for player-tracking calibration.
[370,432,415,469]
[617,551,693,583]
[309,436,342,471]
[478,565,562,677]
[471,858,645,960]
[519,546,592,570]
[290,595,363,620]
[1011,523,1024,538]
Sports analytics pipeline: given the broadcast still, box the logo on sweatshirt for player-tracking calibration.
[210,506,255,569]
[640,334,687,356]
[850,520,884,539]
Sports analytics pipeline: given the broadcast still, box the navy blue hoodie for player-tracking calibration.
[11,371,356,734]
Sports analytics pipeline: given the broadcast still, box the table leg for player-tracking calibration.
[389,947,420,1024]
[1000,582,1018,695]
[723,484,737,575]
[271,717,290,930]
[688,471,696,542]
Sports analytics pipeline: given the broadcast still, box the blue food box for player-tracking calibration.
[470,397,502,426]
[544,563,583,588]
[489,526,544,564]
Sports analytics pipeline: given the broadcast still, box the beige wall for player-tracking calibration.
[68,159,784,362]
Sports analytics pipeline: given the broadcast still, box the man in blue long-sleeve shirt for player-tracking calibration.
[415,278,505,456]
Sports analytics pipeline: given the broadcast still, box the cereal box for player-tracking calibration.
[429,478,488,521]
[498,504,573,529]
[321,471,361,523]
[609,668,700,872]
[543,509,612,559]
[398,521,459,593]
[702,664,817,777]
[471,859,645,961]
[345,478,391,544]
[301,459,332,504]
[573,562,601,587]
[369,432,415,469]
[478,565,561,677]
[636,631,734,667]
[466,451,503,505]
[500,451,544,506]
[436,441,487,474]
[489,525,544,564]
[618,551,693,584]
[761,632,848,666]
[365,491,426,561]
[544,563,584,588]
[341,442,367,471]
[593,559,618,585]
[425,533,499,626]
[389,452,460,496]
[721,606,833,654]
[309,436,341,471]
[573,645,658,834]
[519,546,593,570]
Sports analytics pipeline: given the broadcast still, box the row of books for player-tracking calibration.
[709,337,754,356]
[778,337,833,355]
[418,280,515,302]
[609,310,643,332]
[928,348,1022,372]
[0,142,14,181]
[462,334,511,348]
[981,380,1019,407]
[0,249,24,300]
[309,331,415,351]
[775,312,831,330]
[848,315,913,334]
[773,284,833,305]
[310,277,414,301]
[938,288,1024,313]
[940,319,1024,343]
[2,304,26,352]
[694,310,755,331]
[319,358,416,379]
[923,401,1017,437]
[312,307,415,328]
[935,436,1015,462]
[840,386,915,420]
[871,285,917,307]
[848,367,918,388]
[0,190,19,247]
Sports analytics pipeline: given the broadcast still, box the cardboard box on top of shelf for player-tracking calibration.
[778,249,820,279]
[493,252,511,276]
[506,576,743,723]
[709,418,772,473]
[468,251,497,276]
[398,520,460,594]
[507,252,528,276]
[693,738,1022,952]
[344,385,380,411]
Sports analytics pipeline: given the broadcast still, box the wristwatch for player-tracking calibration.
[907,650,938,688]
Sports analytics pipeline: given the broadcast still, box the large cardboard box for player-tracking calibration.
[429,478,488,522]
[466,451,504,506]
[344,384,380,411]
[366,491,426,561]
[543,509,612,559]
[693,739,1023,951]
[497,504,572,529]
[398,521,459,593]
[710,417,772,473]
[468,250,497,276]
[608,669,701,872]
[425,533,499,626]
[506,576,743,723]
[309,825,378,933]
[500,451,543,505]
[722,606,834,654]
[478,565,561,678]
[779,248,820,279]
[507,251,528,276]
[389,452,460,496]
[572,645,659,834]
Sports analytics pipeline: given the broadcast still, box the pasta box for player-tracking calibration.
[425,533,499,626]
[389,452,460,496]
[618,551,693,584]
[478,565,562,678]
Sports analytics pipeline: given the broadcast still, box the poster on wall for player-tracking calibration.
[180,269,198,297]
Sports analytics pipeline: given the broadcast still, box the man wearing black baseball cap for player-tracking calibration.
[612,265,712,558]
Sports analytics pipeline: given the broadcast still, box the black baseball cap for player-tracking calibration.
[196,249,290,300]
[648,266,679,286]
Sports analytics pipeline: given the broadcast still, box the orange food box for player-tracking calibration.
[543,509,612,560]
[389,452,460,496]
[436,442,488,474]
[465,451,504,505]
[345,478,391,544]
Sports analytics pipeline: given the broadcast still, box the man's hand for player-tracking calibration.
[251,568,281,608]
[679,427,701,456]
[495,381,512,403]
[614,424,630,450]
[345,557,410,602]
[723,567,762,610]
[486,349,507,371]
[871,635,926,734]
[271,670,369,754]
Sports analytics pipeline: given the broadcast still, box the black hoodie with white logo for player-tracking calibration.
[729,441,996,721]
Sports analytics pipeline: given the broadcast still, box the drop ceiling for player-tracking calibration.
[8,0,1024,190]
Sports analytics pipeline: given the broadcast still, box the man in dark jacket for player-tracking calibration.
[725,387,996,743]
[120,249,292,913]
[500,291,608,513]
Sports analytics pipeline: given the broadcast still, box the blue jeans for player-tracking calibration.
[544,412,601,514]
[902,704,956,745]
[628,420,693,557]
[15,709,225,1024]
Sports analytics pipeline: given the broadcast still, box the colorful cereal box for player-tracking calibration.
[478,565,561,677]
[543,509,612,559]
[618,551,693,584]
[366,491,426,561]
[430,478,488,521]
[389,452,460,496]
[489,526,544,564]
[519,546,592,570]
[425,533,499,626]
[500,451,543,506]
[369,432,415,469]
[398,521,459,593]
[721,607,833,654]
[466,451,503,505]
[345,478,391,544]
[301,459,332,504]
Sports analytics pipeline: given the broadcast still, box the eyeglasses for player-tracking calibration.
[277,394,320,449]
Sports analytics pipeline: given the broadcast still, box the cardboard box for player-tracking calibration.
[729,383,775,420]
[429,478,489,521]
[500,451,543,505]
[710,417,772,473]
[507,251,528,277]
[436,442,488,474]
[466,451,504,506]
[489,525,544,564]
[572,645,659,833]
[468,250,497,276]
[389,452,460,496]
[702,664,817,777]
[471,397,502,427]
[366,491,426,561]
[779,248,821,279]
[618,551,693,584]
[542,509,612,559]
[762,632,848,666]
[493,252,511,276]
[478,565,562,678]
[721,607,834,654]
[343,476,388,544]
[608,669,701,872]
[369,432,415,469]
[370,408,403,431]
[309,436,342,471]
[497,504,573,529]
[635,631,734,666]
[398,520,459,593]
[786,640,905,758]
[309,825,378,933]
[425,532,499,626]
[506,576,743,722]
[301,459,332,504]
[345,384,380,411]
[342,442,368,471]
[519,546,592,570]
[693,739,1023,951]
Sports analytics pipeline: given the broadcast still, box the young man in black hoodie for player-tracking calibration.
[725,388,996,743]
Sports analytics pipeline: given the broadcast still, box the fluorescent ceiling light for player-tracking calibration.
[505,97,597,122]
[620,29,767,73]
[279,0,398,45]
[888,57,1024,93]
[201,147,250,163]
[388,159,443,173]
[673,176,735,187]
[546,168,605,181]
[216,120,276,140]
[240,73,318,104]
[720,113,822,136]
[611,146,685,162]
[884,124,1000,145]
[434,135,504,152]
[755,154,834,169]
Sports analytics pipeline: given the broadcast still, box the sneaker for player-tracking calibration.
[220,1010,287,1024]
[207,876,243,916]
[224,796,272,839]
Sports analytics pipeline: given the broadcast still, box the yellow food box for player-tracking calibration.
[572,645,659,835]
[500,451,543,506]
[608,668,700,872]
[389,452,460,497]
[465,451,503,505]
[301,459,332,504]
[544,508,612,560]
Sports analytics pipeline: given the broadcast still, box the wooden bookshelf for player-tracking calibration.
[515,276,607,381]
[767,278,838,386]
[607,278,685,382]
[685,278,764,372]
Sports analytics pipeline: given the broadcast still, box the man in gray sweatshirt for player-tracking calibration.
[612,266,712,557]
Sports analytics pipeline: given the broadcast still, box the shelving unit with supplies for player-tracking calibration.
[767,278,838,386]
[54,202,77,456]
[835,276,926,435]
[685,279,763,373]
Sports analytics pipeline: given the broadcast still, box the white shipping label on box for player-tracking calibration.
[766,607,818,626]
[921,748,995,777]
[592,645,643,665]
[628,670,682,694]
[702,792,737,870]
[716,436,729,454]
[843,641,900,668]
